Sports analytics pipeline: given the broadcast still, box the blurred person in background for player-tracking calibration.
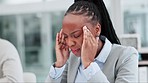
[45,0,138,82]
[0,38,23,82]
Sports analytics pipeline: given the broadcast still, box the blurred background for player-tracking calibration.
[0,0,148,82]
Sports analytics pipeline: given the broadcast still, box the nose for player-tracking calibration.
[66,37,75,47]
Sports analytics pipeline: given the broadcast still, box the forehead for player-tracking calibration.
[62,14,88,34]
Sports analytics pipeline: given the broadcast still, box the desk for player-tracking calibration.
[138,48,148,66]
[139,61,148,66]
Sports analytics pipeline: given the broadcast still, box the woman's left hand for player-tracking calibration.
[81,26,98,69]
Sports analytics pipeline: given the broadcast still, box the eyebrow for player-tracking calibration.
[62,29,82,36]
[70,29,82,35]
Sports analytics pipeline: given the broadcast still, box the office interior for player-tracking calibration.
[0,0,148,82]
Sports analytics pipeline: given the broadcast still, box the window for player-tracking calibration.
[0,15,17,46]
[121,0,148,47]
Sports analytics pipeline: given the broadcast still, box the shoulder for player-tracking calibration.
[111,44,138,64]
[0,38,18,57]
[112,44,138,56]
[0,38,16,50]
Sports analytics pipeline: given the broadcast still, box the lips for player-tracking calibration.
[71,48,80,54]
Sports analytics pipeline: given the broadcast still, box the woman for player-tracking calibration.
[0,39,23,82]
[45,0,138,82]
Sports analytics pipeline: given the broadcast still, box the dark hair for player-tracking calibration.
[65,0,121,44]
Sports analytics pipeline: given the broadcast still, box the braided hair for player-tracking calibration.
[65,0,121,44]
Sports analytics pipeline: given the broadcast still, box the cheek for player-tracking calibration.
[80,36,84,48]
[76,36,83,47]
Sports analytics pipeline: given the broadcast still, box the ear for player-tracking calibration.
[95,23,101,37]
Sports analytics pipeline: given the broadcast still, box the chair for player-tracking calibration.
[23,72,36,83]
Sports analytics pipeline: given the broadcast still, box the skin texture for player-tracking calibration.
[55,14,103,68]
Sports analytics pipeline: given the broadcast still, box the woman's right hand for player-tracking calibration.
[55,29,70,68]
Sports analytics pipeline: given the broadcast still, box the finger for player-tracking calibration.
[83,26,98,47]
[60,41,67,49]
[86,27,97,43]
[60,41,68,49]
[60,43,66,49]
[83,26,88,44]
[57,33,65,47]
[61,35,65,45]
[96,36,99,42]
[61,44,65,49]
[56,33,60,45]
[83,26,94,42]
[65,45,69,50]
[58,29,63,44]
[56,33,63,50]
[59,29,63,39]
[86,29,98,47]
[83,26,88,39]
[85,29,94,47]
[56,33,58,42]
[64,45,69,51]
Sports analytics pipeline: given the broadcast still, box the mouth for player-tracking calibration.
[71,48,80,54]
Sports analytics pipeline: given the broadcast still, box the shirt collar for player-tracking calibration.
[95,36,112,63]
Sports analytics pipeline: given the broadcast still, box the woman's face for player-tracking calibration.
[62,14,100,57]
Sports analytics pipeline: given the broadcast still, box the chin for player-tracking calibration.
[73,52,81,57]
[75,54,81,57]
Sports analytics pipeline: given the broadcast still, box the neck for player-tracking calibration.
[95,39,104,58]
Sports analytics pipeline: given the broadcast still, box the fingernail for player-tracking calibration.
[83,26,87,30]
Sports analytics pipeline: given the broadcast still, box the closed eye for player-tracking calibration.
[64,35,68,39]
[72,30,82,38]
[73,33,81,38]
